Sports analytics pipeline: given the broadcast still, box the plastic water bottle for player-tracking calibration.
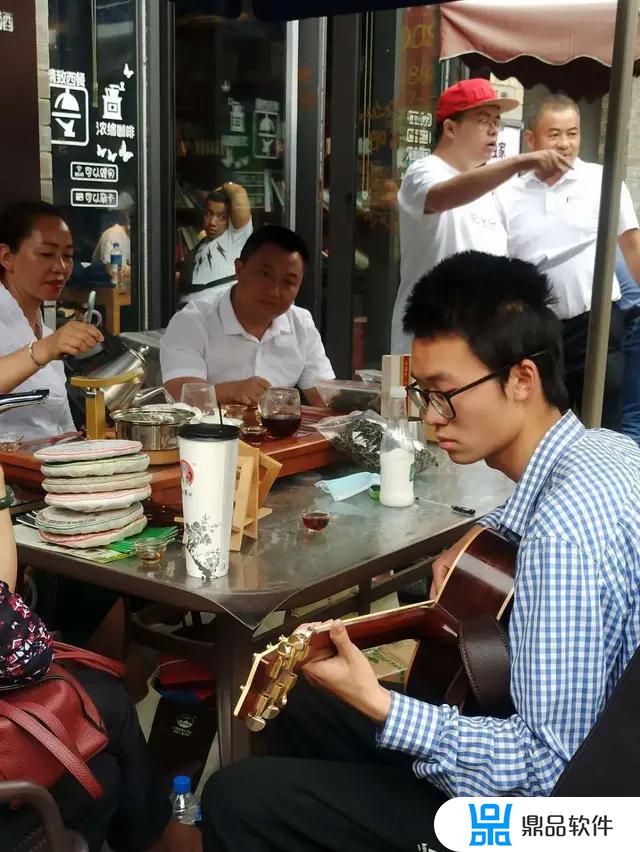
[379,386,415,508]
[110,242,123,291]
[170,775,201,825]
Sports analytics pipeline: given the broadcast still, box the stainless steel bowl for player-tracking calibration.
[112,407,194,451]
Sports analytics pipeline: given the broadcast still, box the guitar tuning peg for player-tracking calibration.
[246,715,266,732]
[263,705,280,720]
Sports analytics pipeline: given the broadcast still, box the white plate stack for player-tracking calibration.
[34,440,152,549]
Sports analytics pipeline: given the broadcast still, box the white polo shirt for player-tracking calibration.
[392,154,508,353]
[160,285,335,390]
[502,158,639,320]
[0,285,75,440]
[181,219,253,305]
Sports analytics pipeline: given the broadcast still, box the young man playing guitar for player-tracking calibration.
[202,251,640,851]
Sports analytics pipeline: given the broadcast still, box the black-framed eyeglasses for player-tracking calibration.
[406,351,547,421]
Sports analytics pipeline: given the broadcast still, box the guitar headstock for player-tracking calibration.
[234,627,315,731]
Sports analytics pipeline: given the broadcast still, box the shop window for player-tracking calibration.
[48,0,139,334]
[351,6,441,370]
[174,10,287,305]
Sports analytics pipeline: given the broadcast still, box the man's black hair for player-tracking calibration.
[206,189,231,208]
[403,250,569,411]
[240,224,310,265]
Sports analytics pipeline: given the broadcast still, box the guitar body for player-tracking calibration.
[406,526,515,702]
[235,527,517,730]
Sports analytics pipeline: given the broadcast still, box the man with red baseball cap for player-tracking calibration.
[391,78,572,353]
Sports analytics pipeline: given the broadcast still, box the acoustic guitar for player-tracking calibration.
[235,526,516,731]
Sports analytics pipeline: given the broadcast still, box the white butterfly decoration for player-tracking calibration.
[123,63,134,79]
[119,141,134,163]
[107,149,118,163]
[97,144,107,158]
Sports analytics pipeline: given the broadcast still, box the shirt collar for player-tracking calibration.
[522,156,583,189]
[0,284,38,330]
[499,410,585,538]
[218,286,293,341]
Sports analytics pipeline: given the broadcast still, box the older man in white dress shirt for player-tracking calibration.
[502,93,640,429]
[160,225,335,407]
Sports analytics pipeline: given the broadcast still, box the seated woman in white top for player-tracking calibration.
[0,201,102,440]
[161,225,335,407]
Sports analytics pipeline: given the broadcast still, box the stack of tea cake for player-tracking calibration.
[34,440,152,548]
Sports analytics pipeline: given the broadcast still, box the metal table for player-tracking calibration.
[15,450,512,765]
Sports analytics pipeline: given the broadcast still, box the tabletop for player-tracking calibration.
[15,449,513,630]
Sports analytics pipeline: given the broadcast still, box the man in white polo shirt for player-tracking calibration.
[503,93,640,429]
[392,78,572,354]
[161,225,335,407]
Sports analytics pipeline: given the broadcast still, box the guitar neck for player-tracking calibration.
[306,599,458,659]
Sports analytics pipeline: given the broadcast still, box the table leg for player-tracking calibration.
[215,614,254,766]
[104,292,117,335]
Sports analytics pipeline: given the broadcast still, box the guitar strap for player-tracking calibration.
[445,614,514,719]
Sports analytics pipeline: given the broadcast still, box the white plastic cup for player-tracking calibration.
[177,422,240,579]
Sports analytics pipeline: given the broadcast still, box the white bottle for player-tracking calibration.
[110,241,123,290]
[379,385,415,508]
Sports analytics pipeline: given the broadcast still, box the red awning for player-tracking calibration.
[441,0,640,66]
[440,0,640,99]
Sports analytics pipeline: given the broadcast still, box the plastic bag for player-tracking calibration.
[314,409,438,474]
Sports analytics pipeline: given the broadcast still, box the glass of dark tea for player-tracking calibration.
[259,388,302,439]
[301,511,331,532]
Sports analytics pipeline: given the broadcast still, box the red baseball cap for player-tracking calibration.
[436,78,519,124]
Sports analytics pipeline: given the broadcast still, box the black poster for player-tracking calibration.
[49,0,138,268]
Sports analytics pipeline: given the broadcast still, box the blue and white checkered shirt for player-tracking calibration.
[377,411,640,796]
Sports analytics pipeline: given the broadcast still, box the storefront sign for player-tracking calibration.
[492,125,522,161]
[51,49,137,209]
[50,69,89,147]
[71,188,119,208]
[0,10,14,31]
[71,162,119,182]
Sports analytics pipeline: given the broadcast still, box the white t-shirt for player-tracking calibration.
[0,285,75,440]
[160,285,335,390]
[392,154,508,353]
[502,158,639,319]
[182,219,253,304]
[92,223,131,266]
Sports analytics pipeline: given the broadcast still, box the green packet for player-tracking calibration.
[109,526,179,554]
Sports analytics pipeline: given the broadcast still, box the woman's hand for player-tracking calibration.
[34,320,103,365]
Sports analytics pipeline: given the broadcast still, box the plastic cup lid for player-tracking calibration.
[178,422,240,441]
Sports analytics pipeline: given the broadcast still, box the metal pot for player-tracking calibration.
[86,344,150,413]
[111,406,194,451]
